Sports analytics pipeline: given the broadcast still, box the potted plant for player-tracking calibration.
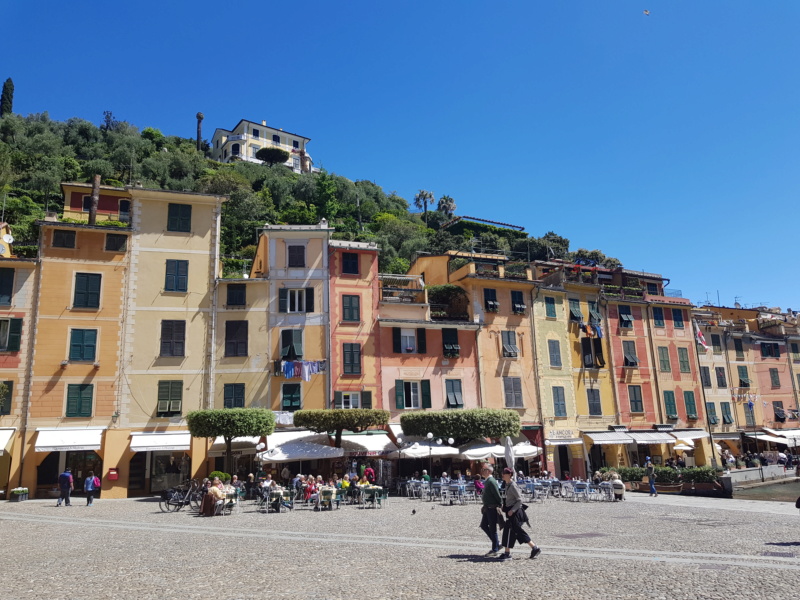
[9,487,28,502]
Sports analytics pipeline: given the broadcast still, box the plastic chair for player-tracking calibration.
[375,488,389,508]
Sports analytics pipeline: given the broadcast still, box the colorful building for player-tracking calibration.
[210,118,315,173]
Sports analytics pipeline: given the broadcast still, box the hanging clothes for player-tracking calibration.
[301,362,312,381]
[283,360,294,379]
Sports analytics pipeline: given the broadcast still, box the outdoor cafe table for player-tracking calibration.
[358,485,382,508]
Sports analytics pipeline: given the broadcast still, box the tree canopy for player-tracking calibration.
[400,408,521,442]
[0,79,13,117]
[255,146,290,166]
[293,409,390,448]
[186,408,276,473]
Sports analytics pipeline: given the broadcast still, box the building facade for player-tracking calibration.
[210,119,314,173]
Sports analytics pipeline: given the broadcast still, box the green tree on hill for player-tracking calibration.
[0,79,14,117]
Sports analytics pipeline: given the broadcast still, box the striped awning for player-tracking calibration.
[626,431,676,444]
[583,431,634,445]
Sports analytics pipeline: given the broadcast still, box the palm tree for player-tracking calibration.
[414,189,434,227]
[437,195,456,217]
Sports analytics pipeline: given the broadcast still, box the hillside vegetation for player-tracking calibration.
[0,111,620,272]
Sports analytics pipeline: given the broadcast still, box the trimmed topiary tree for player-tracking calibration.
[293,409,390,448]
[255,146,290,166]
[187,408,276,474]
[400,408,520,442]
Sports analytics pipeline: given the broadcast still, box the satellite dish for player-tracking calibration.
[2,234,13,244]
[0,244,6,254]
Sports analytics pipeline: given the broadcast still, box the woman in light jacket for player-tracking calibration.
[497,468,541,561]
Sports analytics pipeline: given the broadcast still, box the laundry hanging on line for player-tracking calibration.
[274,359,327,381]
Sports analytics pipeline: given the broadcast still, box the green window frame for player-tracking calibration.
[734,338,744,358]
[700,366,712,388]
[791,342,800,360]
[167,203,192,232]
[394,380,430,410]
[0,318,22,352]
[663,391,678,419]
[657,346,671,372]
[552,386,567,417]
[628,385,644,413]
[503,377,523,408]
[706,402,718,425]
[761,342,781,358]
[677,347,691,373]
[445,379,463,408]
[282,383,302,411]
[652,307,665,327]
[684,391,698,419]
[280,329,303,359]
[223,383,245,409]
[544,296,556,318]
[165,259,188,293]
[73,273,101,308]
[224,320,248,357]
[69,329,97,362]
[501,330,519,358]
[588,301,601,325]
[53,229,76,248]
[0,380,13,415]
[483,288,498,312]
[343,343,362,375]
[770,368,780,387]
[622,340,638,367]
[342,295,360,322]
[105,233,127,252]
[0,268,14,306]
[587,389,602,416]
[227,284,246,306]
[672,308,685,328]
[721,402,734,424]
[715,367,727,388]
[568,298,583,322]
[745,403,755,427]
[737,365,750,387]
[342,252,359,275]
[442,328,460,357]
[547,339,562,367]
[711,334,722,354]
[157,381,183,417]
[66,384,93,418]
[618,305,633,328]
[511,290,526,314]
[160,320,186,357]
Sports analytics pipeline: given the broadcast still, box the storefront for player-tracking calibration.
[583,431,635,471]
[543,434,586,479]
[129,431,191,493]
[671,429,711,466]
[34,427,106,496]
[625,430,676,466]
[258,430,344,480]
[712,433,742,458]
[208,436,261,479]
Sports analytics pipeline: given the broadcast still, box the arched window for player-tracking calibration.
[231,143,240,156]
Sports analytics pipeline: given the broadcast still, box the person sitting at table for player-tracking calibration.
[357,474,370,486]
[413,471,420,480]
[231,474,244,491]
[517,471,525,483]
[610,473,625,501]
[440,472,450,484]
[421,470,431,483]
[341,474,351,489]
[200,478,226,516]
[304,476,318,504]
[260,474,273,489]
[592,471,602,485]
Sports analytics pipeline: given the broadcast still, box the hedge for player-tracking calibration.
[400,408,520,441]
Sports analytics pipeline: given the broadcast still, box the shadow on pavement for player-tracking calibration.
[765,541,800,547]
[443,553,506,563]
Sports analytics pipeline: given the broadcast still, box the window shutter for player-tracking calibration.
[87,273,101,307]
[305,288,314,313]
[503,377,513,405]
[279,288,288,313]
[0,268,13,305]
[224,384,234,409]
[353,344,361,374]
[592,338,605,367]
[160,321,172,356]
[548,339,561,367]
[84,329,97,361]
[79,385,93,417]
[174,321,186,357]
[281,330,292,358]
[393,328,402,353]
[7,318,22,352]
[334,392,343,409]
[66,385,80,417]
[177,260,188,291]
[361,391,372,409]
[165,260,175,291]
[395,380,405,409]
[417,328,427,354]
[580,338,593,367]
[293,329,303,358]
[512,378,522,406]
[421,379,432,408]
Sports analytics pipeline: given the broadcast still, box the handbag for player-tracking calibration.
[642,476,650,484]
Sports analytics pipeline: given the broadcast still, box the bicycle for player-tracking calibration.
[159,479,200,513]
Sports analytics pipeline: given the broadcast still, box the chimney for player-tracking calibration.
[88,174,100,226]
[262,120,266,126]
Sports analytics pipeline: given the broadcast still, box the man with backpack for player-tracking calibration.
[57,467,74,506]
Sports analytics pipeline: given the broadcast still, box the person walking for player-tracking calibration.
[479,463,503,557]
[497,467,541,561]
[57,467,74,507]
[84,470,100,506]
[645,457,657,497]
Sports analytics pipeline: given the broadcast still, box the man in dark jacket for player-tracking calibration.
[57,467,74,507]
[479,463,503,557]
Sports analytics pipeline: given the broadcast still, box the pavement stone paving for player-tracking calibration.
[1,492,799,600]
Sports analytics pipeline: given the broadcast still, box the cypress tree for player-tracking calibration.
[0,78,13,117]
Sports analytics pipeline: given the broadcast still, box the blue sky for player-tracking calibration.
[3,1,799,310]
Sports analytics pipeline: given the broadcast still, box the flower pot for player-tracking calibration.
[9,493,27,502]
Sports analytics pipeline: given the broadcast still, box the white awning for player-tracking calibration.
[510,442,542,458]
[458,440,503,460]
[545,438,584,446]
[130,431,191,452]
[258,439,343,463]
[338,432,397,457]
[712,433,741,441]
[627,431,676,444]
[266,429,318,449]
[763,428,800,440]
[388,441,460,459]
[744,433,789,445]
[671,430,710,441]
[208,436,261,457]
[584,431,634,445]
[36,428,106,452]
[388,423,403,438]
[0,428,16,456]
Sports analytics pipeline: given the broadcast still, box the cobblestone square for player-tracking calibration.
[2,492,799,600]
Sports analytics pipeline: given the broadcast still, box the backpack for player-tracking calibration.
[58,472,71,487]
[94,476,101,489]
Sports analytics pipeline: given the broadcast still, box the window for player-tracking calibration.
[501,330,519,358]
[66,384,93,417]
[700,366,712,388]
[293,140,300,149]
[773,401,786,423]
[652,307,665,327]
[0,318,22,351]
[334,391,370,409]
[544,296,556,318]
[657,346,671,372]
[622,340,638,367]
[618,305,633,328]
[160,320,186,357]
[118,200,131,223]
[442,328,460,357]
[104,233,127,252]
[792,342,800,360]
[278,288,314,313]
[252,128,260,139]
[82,195,92,212]
[223,383,245,409]
[293,157,300,170]
[280,329,303,359]
[734,338,744,359]
[706,403,718,425]
[272,134,281,144]
[287,245,305,268]
[69,329,97,361]
[672,308,685,328]
[580,337,605,368]
[646,282,659,295]
[588,301,601,325]
[587,389,602,416]
[0,381,13,415]
[568,298,583,322]
[511,290,526,314]
[770,368,780,387]
[0,268,13,305]
[628,385,644,413]
[552,386,567,417]
[227,284,246,306]
[342,295,360,322]
[711,334,722,354]
[167,203,192,233]
[684,391,697,419]
[225,321,248,357]
[445,379,463,408]
[663,391,677,419]
[343,343,361,375]
[231,143,240,156]
[342,252,359,275]
[503,377,523,408]
[282,383,301,411]
[402,328,416,353]
[547,339,562,367]
[745,403,755,427]
[761,342,781,358]
[73,273,101,308]
[677,347,691,373]
[157,381,183,417]
[721,402,734,424]
[392,327,426,354]
[737,365,750,388]
[483,288,499,312]
[395,379,431,410]
[164,260,188,293]
[715,367,727,388]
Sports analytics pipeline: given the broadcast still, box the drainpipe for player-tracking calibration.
[691,317,716,468]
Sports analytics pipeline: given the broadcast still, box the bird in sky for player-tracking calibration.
[643,10,650,16]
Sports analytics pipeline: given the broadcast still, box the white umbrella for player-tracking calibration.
[458,440,504,460]
[388,441,459,460]
[257,440,344,463]
[511,442,542,459]
[673,444,693,452]
[504,436,515,470]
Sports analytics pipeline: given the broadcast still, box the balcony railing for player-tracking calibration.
[380,287,425,304]
[602,285,644,300]
[430,303,469,322]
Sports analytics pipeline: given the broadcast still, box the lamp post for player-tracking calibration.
[427,432,434,477]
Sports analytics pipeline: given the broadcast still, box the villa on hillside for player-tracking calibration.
[210,119,317,173]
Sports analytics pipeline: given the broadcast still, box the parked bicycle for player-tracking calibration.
[159,479,201,513]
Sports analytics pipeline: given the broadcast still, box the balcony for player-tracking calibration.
[430,303,470,322]
[448,257,532,282]
[602,285,644,300]
[379,274,426,304]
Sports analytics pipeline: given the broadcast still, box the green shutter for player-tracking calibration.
[417,328,427,354]
[157,381,171,413]
[293,329,303,358]
[0,268,13,305]
[664,391,677,418]
[279,288,287,313]
[66,385,80,417]
[421,379,431,409]
[393,328,401,353]
[79,385,93,417]
[334,391,343,409]
[224,384,234,409]
[6,318,22,352]
[361,391,372,409]
[658,347,670,372]
[678,347,691,372]
[395,380,404,409]
[281,330,292,358]
[305,288,314,313]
